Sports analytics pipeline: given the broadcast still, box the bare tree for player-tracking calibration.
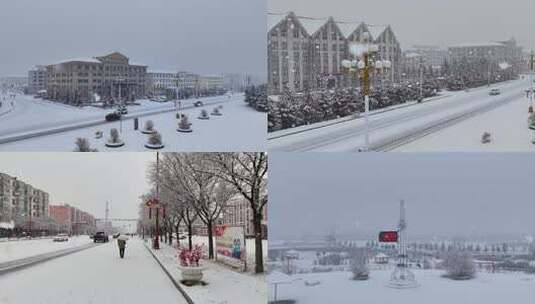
[208,152,268,273]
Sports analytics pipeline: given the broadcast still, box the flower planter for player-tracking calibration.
[177,128,193,133]
[179,265,205,283]
[210,112,222,116]
[105,140,125,148]
[198,116,210,120]
[141,129,157,134]
[144,143,165,149]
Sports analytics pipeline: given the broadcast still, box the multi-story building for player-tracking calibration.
[198,74,224,90]
[0,173,49,230]
[49,204,96,235]
[46,52,147,105]
[177,71,199,90]
[448,38,523,75]
[147,71,178,95]
[221,197,268,238]
[268,12,402,94]
[27,65,47,94]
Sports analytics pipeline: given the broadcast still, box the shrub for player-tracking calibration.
[350,249,369,280]
[443,250,476,280]
[74,138,97,152]
[109,128,120,143]
[148,132,162,145]
[179,116,190,130]
[144,120,154,131]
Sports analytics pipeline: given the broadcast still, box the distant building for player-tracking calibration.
[221,195,268,239]
[0,172,49,230]
[49,204,96,235]
[197,74,224,90]
[147,71,179,96]
[267,12,401,94]
[176,71,199,90]
[27,65,47,94]
[45,52,148,105]
[448,38,523,74]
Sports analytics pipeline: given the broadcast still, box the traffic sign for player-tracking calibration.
[379,231,398,243]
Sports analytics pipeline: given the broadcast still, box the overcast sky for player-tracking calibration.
[269,0,535,51]
[0,0,266,77]
[0,152,154,219]
[269,153,535,241]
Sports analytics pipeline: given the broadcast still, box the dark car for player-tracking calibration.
[194,101,203,107]
[105,112,121,122]
[93,231,109,243]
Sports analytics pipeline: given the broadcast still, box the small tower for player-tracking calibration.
[387,200,418,288]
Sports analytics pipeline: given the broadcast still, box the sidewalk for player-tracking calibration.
[145,240,266,304]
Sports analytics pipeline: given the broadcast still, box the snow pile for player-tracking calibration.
[0,236,92,263]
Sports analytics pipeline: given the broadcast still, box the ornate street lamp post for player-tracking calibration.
[341,31,390,151]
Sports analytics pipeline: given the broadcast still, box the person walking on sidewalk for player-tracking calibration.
[117,234,128,258]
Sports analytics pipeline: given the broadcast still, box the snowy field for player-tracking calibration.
[268,79,528,152]
[0,239,187,304]
[149,240,267,304]
[0,95,266,151]
[268,269,535,304]
[396,93,535,151]
[0,235,92,263]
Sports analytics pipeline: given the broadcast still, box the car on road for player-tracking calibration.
[93,231,109,243]
[105,112,121,122]
[117,105,128,115]
[53,233,69,242]
[194,100,204,107]
[489,88,501,96]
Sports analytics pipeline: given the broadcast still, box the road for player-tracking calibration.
[268,78,529,152]
[0,239,187,304]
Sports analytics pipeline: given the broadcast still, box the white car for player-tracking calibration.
[53,233,69,242]
[489,88,500,96]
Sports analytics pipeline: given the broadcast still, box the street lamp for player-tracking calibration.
[341,31,390,151]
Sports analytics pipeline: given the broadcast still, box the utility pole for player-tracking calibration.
[529,51,534,113]
[105,201,110,235]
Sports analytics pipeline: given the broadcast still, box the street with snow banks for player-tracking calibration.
[268,78,534,152]
[269,269,535,304]
[0,94,265,151]
[0,238,187,304]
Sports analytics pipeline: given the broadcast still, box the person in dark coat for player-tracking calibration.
[117,237,127,258]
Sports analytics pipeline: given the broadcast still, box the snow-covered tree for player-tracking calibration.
[350,249,369,280]
[74,137,97,152]
[443,250,476,280]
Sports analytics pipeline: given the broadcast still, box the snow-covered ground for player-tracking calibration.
[268,79,529,152]
[0,95,266,151]
[0,238,187,304]
[268,269,535,304]
[0,235,92,263]
[149,240,266,304]
[396,93,535,151]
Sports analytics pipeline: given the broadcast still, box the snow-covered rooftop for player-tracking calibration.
[296,16,328,36]
[336,22,361,38]
[367,24,388,40]
[267,13,287,32]
[53,58,101,65]
[451,42,505,48]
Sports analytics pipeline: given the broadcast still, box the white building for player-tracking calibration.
[198,74,224,90]
[267,12,402,94]
[147,71,178,95]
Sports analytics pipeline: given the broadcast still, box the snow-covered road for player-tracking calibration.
[0,238,187,304]
[0,97,266,151]
[268,79,529,152]
[0,236,92,263]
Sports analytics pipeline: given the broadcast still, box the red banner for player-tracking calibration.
[379,231,398,243]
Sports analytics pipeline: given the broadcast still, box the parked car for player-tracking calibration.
[53,233,69,242]
[93,231,109,243]
[105,112,121,122]
[489,88,501,96]
[194,100,203,107]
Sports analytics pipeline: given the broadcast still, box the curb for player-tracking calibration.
[143,241,194,304]
[0,243,100,275]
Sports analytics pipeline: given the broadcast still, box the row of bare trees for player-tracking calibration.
[138,152,268,273]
